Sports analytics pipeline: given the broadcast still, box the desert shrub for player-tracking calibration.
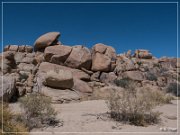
[146,72,157,81]
[0,102,28,134]
[107,86,163,126]
[18,93,58,130]
[114,78,136,89]
[145,89,174,104]
[167,82,180,97]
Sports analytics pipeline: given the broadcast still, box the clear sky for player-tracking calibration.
[1,1,178,58]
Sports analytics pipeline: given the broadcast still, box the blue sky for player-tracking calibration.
[1,1,178,58]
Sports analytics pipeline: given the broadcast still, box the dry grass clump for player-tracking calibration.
[0,102,28,134]
[107,82,174,126]
[18,93,59,130]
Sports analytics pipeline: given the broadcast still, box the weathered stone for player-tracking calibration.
[92,43,107,54]
[42,87,80,103]
[34,32,60,52]
[123,71,144,81]
[44,70,74,89]
[18,45,25,52]
[17,63,35,72]
[14,52,26,64]
[100,72,117,84]
[4,45,10,51]
[44,45,72,64]
[90,71,100,82]
[39,62,90,81]
[9,45,19,52]
[91,53,111,72]
[65,45,92,70]
[73,79,93,93]
[105,46,116,60]
[25,45,33,53]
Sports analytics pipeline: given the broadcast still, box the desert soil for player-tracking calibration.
[9,99,180,135]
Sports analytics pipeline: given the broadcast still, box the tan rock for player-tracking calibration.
[42,87,80,103]
[91,53,111,72]
[44,45,72,64]
[100,72,117,84]
[25,45,33,53]
[123,71,144,81]
[38,62,90,81]
[92,43,107,54]
[18,45,25,52]
[44,70,74,89]
[73,79,93,93]
[9,45,19,52]
[34,32,60,51]
[65,45,92,70]
[4,45,10,51]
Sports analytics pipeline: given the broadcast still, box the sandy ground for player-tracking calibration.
[9,100,180,135]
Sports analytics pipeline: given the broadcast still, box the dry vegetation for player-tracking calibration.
[18,93,59,130]
[107,78,174,126]
[0,102,28,135]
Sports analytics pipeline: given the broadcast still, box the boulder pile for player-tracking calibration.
[1,32,179,103]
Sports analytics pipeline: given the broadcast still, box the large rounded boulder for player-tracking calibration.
[34,32,60,52]
[44,69,74,89]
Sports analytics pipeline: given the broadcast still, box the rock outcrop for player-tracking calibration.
[1,31,179,103]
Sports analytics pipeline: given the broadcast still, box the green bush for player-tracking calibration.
[167,82,180,97]
[0,102,28,134]
[18,93,59,130]
[114,78,136,89]
[146,72,157,81]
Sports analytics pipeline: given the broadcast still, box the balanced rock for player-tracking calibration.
[44,70,74,89]
[34,32,60,52]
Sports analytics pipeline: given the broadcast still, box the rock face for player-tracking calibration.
[44,70,74,89]
[1,31,179,103]
[34,32,60,52]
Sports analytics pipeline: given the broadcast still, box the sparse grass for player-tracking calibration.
[18,93,59,130]
[0,102,28,134]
